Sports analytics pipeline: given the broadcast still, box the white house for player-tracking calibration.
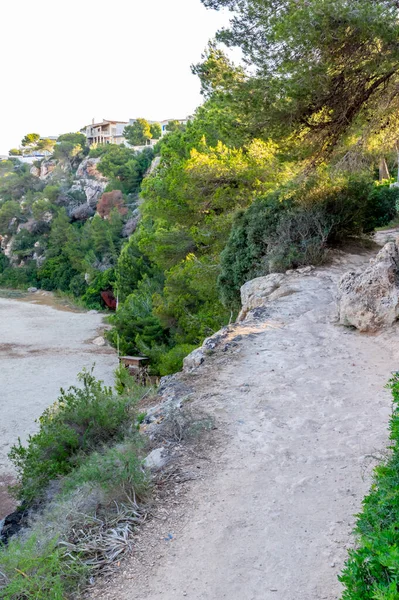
[80,119,128,146]
[159,118,189,136]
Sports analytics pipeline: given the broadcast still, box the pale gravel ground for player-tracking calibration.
[89,242,399,600]
[0,297,118,515]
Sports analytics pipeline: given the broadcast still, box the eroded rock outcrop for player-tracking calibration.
[30,160,57,180]
[238,266,314,321]
[338,239,399,332]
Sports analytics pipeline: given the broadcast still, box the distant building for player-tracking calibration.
[159,118,189,136]
[81,117,190,148]
[81,119,128,146]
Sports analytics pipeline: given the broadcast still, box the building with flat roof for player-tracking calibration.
[81,119,128,146]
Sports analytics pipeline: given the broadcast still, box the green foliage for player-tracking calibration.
[166,120,186,134]
[0,533,87,600]
[81,268,115,310]
[202,0,399,162]
[8,369,139,504]
[57,133,86,147]
[0,261,38,289]
[8,148,21,156]
[36,207,124,301]
[53,142,84,165]
[0,366,149,600]
[97,146,154,195]
[61,441,148,497]
[0,166,43,201]
[219,176,399,305]
[123,119,152,146]
[150,122,162,140]
[339,373,399,599]
[115,237,153,302]
[0,201,22,234]
[21,133,40,147]
[158,344,197,377]
[106,276,167,360]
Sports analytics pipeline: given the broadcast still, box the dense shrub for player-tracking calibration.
[0,260,38,289]
[0,533,87,600]
[219,178,399,306]
[158,343,198,376]
[1,368,149,600]
[339,373,399,599]
[9,369,140,504]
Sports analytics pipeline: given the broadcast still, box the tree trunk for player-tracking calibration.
[379,157,390,181]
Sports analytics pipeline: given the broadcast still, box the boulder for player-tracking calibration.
[144,447,167,470]
[92,336,106,346]
[122,216,139,237]
[0,507,29,545]
[337,240,399,332]
[183,348,205,372]
[70,203,95,221]
[238,273,286,320]
[76,157,107,182]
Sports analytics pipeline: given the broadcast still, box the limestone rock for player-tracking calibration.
[183,348,205,372]
[238,273,286,320]
[70,203,95,221]
[122,216,139,237]
[92,336,106,347]
[144,447,167,470]
[338,240,399,332]
[76,157,107,182]
[30,160,57,180]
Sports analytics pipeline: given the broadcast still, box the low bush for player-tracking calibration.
[219,176,399,306]
[0,533,87,600]
[62,441,148,499]
[157,343,198,377]
[1,369,150,599]
[9,369,142,504]
[339,373,399,599]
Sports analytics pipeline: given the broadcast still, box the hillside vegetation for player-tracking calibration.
[4,1,399,599]
[2,1,399,380]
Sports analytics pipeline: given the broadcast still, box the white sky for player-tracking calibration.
[0,0,233,154]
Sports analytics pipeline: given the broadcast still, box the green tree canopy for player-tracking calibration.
[57,132,87,147]
[124,119,152,146]
[36,138,56,154]
[202,0,399,161]
[166,120,186,134]
[150,122,162,140]
[97,146,154,194]
[21,133,40,147]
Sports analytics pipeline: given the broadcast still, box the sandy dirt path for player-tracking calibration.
[90,247,399,600]
[0,298,118,518]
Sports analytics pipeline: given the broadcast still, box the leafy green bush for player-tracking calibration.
[158,343,198,377]
[0,534,87,600]
[219,177,399,306]
[0,259,38,289]
[61,441,148,498]
[81,268,115,310]
[1,367,149,600]
[9,369,140,504]
[340,373,399,599]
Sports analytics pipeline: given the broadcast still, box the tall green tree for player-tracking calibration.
[21,133,40,148]
[124,119,152,146]
[150,123,162,140]
[202,0,399,161]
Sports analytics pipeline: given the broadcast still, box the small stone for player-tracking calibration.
[144,447,167,470]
